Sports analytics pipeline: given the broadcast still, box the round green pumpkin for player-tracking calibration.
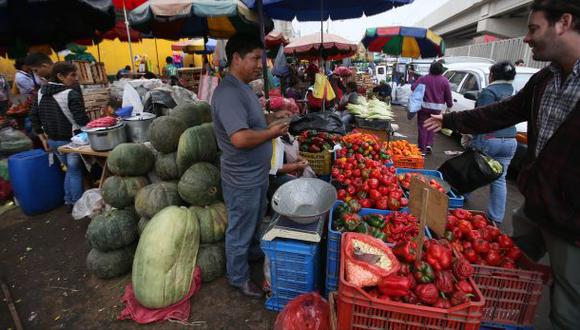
[190,203,227,244]
[107,143,155,176]
[155,152,180,181]
[149,116,187,153]
[138,217,150,235]
[132,206,200,308]
[101,176,149,209]
[176,123,218,175]
[86,243,136,279]
[170,101,212,128]
[135,182,183,218]
[195,243,226,282]
[178,162,220,206]
[86,209,138,251]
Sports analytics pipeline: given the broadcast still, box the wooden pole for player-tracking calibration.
[1,277,24,330]
[256,0,270,112]
[154,37,161,75]
[123,0,135,72]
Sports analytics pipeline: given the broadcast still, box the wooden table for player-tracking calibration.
[57,144,110,188]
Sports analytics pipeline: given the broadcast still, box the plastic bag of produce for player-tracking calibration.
[343,232,400,287]
[289,112,345,136]
[0,127,33,156]
[438,148,503,194]
[72,188,105,220]
[274,292,330,330]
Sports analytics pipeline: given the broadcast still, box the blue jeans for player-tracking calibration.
[471,136,517,223]
[47,140,84,205]
[222,181,268,286]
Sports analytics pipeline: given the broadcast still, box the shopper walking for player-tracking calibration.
[411,62,453,154]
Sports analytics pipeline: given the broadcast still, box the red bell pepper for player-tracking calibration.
[499,258,517,269]
[485,250,502,266]
[434,270,455,294]
[462,248,479,263]
[455,279,474,294]
[399,262,411,275]
[393,241,417,263]
[498,234,514,249]
[505,246,522,262]
[425,243,452,271]
[414,283,439,305]
[433,297,452,309]
[453,258,474,279]
[450,289,471,306]
[402,291,418,304]
[413,261,435,283]
[378,275,412,298]
[465,230,482,242]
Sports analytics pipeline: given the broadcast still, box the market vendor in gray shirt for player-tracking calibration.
[211,34,289,299]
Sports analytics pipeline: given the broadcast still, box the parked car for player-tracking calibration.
[443,62,540,175]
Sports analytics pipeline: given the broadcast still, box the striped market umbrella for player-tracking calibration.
[362,26,445,58]
[284,32,357,61]
[128,0,273,40]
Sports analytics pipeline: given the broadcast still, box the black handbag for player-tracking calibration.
[437,148,504,194]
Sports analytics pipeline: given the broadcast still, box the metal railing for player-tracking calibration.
[446,37,548,69]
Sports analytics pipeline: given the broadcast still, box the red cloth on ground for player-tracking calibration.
[118,267,202,324]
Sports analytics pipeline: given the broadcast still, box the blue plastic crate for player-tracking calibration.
[480,322,534,330]
[395,168,465,208]
[261,238,320,311]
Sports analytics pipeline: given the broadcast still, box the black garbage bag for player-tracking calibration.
[289,112,345,136]
[143,89,177,117]
[438,148,504,194]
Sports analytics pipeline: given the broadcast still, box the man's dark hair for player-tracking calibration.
[532,0,580,33]
[50,62,76,83]
[25,52,53,67]
[225,33,263,66]
[515,59,525,65]
[429,62,445,75]
[490,61,517,81]
[124,65,131,70]
[165,56,173,64]
[14,58,26,70]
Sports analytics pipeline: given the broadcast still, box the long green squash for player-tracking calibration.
[132,206,200,308]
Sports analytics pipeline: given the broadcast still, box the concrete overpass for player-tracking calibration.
[416,0,533,48]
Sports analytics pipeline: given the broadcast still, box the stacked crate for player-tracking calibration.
[82,86,110,120]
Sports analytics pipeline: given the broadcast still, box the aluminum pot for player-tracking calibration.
[123,112,156,143]
[82,122,128,151]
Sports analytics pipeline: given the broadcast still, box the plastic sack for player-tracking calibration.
[122,83,144,114]
[438,148,503,194]
[143,88,177,117]
[0,177,12,202]
[289,112,345,136]
[272,46,289,77]
[408,83,425,113]
[72,188,105,220]
[343,232,400,287]
[0,127,33,156]
[71,132,89,145]
[260,96,299,114]
[119,267,202,324]
[274,292,330,330]
[393,84,411,106]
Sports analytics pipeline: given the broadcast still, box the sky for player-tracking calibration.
[292,0,449,42]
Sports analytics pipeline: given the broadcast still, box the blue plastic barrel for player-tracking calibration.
[8,149,65,216]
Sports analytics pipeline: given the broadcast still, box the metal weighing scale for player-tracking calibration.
[262,213,326,243]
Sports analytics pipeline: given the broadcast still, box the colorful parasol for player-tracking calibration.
[362,26,445,59]
[128,0,273,40]
[284,32,357,61]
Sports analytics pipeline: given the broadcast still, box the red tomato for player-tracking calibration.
[337,189,347,200]
[360,198,373,208]
[368,178,379,189]
[369,189,382,201]
[485,250,502,266]
[375,198,388,210]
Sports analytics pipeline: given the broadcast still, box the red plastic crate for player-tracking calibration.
[337,238,485,330]
[447,210,552,326]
